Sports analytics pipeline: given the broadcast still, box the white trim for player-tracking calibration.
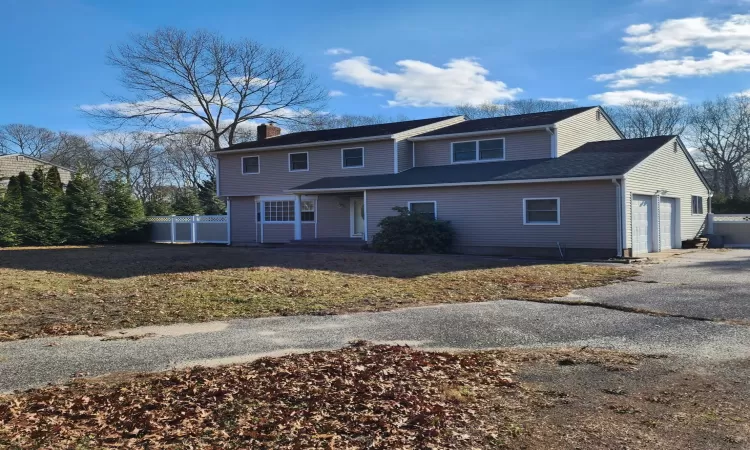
[450,137,505,164]
[691,195,705,215]
[241,155,260,175]
[407,201,438,219]
[349,197,365,238]
[341,147,365,169]
[287,176,618,194]
[226,199,232,246]
[293,194,302,240]
[523,197,560,225]
[546,126,558,158]
[621,176,628,251]
[258,195,318,225]
[393,140,399,174]
[389,116,466,139]
[216,157,221,197]
[409,124,554,142]
[412,142,416,168]
[363,191,368,241]
[288,151,309,172]
[612,179,623,257]
[212,134,394,155]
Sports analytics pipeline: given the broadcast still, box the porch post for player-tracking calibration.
[294,194,302,241]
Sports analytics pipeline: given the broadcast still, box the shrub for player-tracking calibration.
[371,207,455,254]
[103,178,146,242]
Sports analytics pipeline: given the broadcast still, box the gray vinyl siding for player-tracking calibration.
[262,223,316,243]
[413,130,551,167]
[229,196,257,244]
[396,140,414,172]
[218,139,394,196]
[556,107,622,156]
[317,194,355,238]
[393,116,465,172]
[366,181,617,250]
[625,138,709,248]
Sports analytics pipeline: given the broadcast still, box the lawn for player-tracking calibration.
[2,343,747,448]
[0,244,634,341]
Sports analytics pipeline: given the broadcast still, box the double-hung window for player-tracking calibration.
[289,152,309,171]
[408,201,437,220]
[242,156,259,174]
[259,198,316,222]
[692,196,704,214]
[524,198,560,225]
[342,147,364,168]
[451,138,505,163]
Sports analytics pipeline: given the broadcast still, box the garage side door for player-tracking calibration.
[659,198,676,250]
[632,195,653,254]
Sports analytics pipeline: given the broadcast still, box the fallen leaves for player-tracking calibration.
[0,344,520,449]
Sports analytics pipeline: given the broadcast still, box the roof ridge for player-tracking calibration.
[259,115,461,140]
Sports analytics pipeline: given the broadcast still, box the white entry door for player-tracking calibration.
[632,195,653,255]
[659,198,676,250]
[350,198,365,237]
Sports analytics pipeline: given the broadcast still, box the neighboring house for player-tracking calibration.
[213,107,711,258]
[0,154,74,190]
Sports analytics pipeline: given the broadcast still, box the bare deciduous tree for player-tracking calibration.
[95,132,164,200]
[83,28,328,150]
[0,124,60,157]
[445,99,577,120]
[162,133,216,187]
[689,96,750,198]
[607,100,691,139]
[286,113,408,132]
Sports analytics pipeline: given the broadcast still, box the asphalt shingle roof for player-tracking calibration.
[413,107,597,138]
[218,116,461,151]
[289,136,674,191]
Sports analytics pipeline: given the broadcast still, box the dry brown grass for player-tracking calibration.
[0,244,634,340]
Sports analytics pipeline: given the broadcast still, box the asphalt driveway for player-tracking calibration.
[574,249,750,322]
[1,250,749,392]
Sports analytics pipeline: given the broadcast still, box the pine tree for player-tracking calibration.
[45,167,64,194]
[0,176,24,246]
[143,198,173,216]
[103,177,145,242]
[64,174,112,244]
[172,187,203,215]
[24,167,65,245]
[197,177,226,215]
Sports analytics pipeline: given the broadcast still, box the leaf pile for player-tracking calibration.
[0,344,519,448]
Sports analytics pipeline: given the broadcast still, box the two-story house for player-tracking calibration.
[213,106,711,258]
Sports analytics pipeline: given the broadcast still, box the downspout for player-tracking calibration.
[621,176,628,256]
[612,178,623,257]
[545,126,558,158]
[226,198,232,246]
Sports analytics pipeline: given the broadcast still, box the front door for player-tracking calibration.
[350,198,365,238]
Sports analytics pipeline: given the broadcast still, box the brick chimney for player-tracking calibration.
[257,121,281,141]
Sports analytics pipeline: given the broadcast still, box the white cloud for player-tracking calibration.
[732,89,750,96]
[328,90,346,97]
[539,97,576,102]
[588,90,687,106]
[325,48,352,56]
[331,56,522,107]
[593,50,750,87]
[623,15,750,54]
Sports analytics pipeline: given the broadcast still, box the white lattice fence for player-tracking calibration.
[147,215,229,244]
[707,214,750,248]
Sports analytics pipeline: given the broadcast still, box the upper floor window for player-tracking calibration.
[408,201,437,220]
[289,152,309,172]
[692,196,704,214]
[451,138,505,163]
[342,147,364,168]
[242,156,259,174]
[524,198,560,225]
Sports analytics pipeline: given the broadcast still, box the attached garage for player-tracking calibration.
[632,195,653,255]
[659,197,677,250]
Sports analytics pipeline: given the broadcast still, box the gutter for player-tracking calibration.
[211,134,394,155]
[286,175,620,194]
[409,124,556,142]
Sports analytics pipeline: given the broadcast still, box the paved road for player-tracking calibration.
[2,250,749,392]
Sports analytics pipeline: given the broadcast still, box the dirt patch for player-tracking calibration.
[1,344,747,449]
[0,245,634,340]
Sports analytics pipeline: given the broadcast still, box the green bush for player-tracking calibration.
[371,206,455,254]
[712,196,750,214]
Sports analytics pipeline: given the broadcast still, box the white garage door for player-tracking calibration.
[632,195,653,255]
[659,197,676,250]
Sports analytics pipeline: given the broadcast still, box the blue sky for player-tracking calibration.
[2,0,749,134]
